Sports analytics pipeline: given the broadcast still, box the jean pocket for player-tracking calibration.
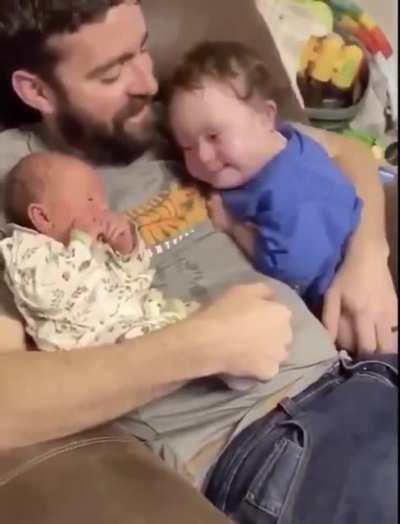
[237,421,308,524]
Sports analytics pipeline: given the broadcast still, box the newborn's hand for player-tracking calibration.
[72,215,104,241]
[101,211,137,255]
[207,193,236,234]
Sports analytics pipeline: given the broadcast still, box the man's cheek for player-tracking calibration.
[80,87,119,120]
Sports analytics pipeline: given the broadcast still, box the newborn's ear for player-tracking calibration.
[28,203,51,235]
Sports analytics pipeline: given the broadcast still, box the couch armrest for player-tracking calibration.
[0,425,230,524]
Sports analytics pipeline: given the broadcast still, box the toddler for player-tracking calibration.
[0,152,192,351]
[168,41,363,309]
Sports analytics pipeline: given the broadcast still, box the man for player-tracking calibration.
[0,1,397,521]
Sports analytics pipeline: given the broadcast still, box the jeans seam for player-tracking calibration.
[350,372,396,388]
[341,358,398,378]
[296,377,344,406]
[246,425,308,520]
[219,422,279,510]
[247,438,291,514]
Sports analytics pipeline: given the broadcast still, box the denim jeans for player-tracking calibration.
[206,354,398,523]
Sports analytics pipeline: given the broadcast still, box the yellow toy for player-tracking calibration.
[299,33,364,90]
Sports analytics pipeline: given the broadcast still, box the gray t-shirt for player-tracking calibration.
[0,126,338,486]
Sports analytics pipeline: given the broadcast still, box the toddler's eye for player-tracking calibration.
[88,197,94,202]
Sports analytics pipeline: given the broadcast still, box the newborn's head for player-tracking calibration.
[4,152,108,243]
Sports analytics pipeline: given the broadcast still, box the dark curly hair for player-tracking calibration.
[0,0,138,127]
[167,40,279,105]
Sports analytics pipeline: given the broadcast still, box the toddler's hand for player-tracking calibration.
[101,211,137,255]
[207,193,236,234]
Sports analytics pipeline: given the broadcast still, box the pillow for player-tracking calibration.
[142,0,308,124]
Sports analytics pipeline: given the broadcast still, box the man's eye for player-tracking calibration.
[209,133,219,141]
[88,197,94,202]
[101,73,121,85]
[100,66,122,84]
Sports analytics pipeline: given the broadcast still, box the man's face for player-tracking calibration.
[46,2,159,165]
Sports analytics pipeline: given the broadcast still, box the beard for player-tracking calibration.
[54,91,161,166]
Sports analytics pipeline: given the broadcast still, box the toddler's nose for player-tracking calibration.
[198,139,217,166]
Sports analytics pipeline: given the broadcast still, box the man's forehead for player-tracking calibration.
[47,1,146,71]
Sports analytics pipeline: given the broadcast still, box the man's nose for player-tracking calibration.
[126,58,158,96]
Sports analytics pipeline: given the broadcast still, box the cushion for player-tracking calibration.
[142,0,309,124]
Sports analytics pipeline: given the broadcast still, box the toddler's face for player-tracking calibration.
[169,79,276,189]
[44,160,108,243]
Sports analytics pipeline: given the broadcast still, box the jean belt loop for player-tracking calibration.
[278,397,299,417]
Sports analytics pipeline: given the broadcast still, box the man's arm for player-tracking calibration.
[0,283,292,450]
[296,124,397,353]
[0,314,27,353]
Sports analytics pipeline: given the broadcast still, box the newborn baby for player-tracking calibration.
[0,152,193,351]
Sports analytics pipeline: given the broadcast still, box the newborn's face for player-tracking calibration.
[45,160,108,243]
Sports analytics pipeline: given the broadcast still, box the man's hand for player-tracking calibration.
[207,193,236,233]
[101,211,137,255]
[323,250,398,354]
[196,283,293,381]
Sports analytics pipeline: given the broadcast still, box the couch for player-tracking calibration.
[0,1,397,522]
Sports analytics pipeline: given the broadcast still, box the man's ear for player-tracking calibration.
[28,203,52,235]
[12,70,56,116]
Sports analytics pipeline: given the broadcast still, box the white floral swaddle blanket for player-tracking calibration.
[0,225,195,351]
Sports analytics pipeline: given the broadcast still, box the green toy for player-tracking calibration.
[342,128,385,160]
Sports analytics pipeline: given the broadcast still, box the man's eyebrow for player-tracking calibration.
[86,31,149,79]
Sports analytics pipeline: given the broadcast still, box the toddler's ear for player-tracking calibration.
[28,203,52,235]
[251,97,278,130]
[262,99,278,130]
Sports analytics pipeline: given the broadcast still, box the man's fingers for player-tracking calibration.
[336,316,356,352]
[322,289,341,343]
[355,314,377,353]
[376,318,398,354]
[230,282,276,300]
